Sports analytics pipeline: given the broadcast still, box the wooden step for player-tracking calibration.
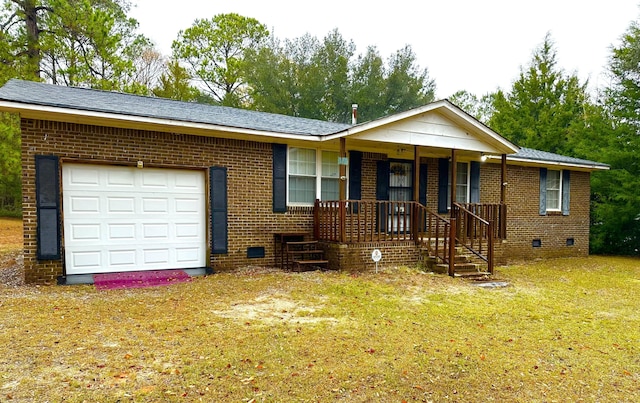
[287,249,324,255]
[287,240,318,246]
[286,240,326,271]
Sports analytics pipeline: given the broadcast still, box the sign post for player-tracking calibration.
[371,249,382,273]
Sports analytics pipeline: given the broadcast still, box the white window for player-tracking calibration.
[321,151,340,201]
[546,169,562,211]
[448,161,469,205]
[289,148,316,204]
[288,148,341,205]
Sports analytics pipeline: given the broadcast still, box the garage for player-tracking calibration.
[62,164,207,275]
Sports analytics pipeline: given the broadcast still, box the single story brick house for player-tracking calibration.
[0,79,609,284]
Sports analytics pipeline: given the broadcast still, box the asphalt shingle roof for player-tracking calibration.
[0,79,351,136]
[512,147,609,169]
[0,79,609,169]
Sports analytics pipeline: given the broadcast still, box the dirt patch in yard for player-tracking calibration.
[211,292,338,325]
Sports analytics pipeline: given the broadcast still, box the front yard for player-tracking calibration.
[0,250,638,402]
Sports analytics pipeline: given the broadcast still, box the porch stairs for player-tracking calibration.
[285,240,329,272]
[419,243,491,279]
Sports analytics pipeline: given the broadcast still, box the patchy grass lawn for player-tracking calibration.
[0,257,638,401]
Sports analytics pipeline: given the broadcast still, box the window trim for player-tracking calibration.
[448,161,470,207]
[539,168,570,216]
[287,147,344,206]
[545,169,562,212]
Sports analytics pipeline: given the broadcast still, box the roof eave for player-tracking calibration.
[0,100,326,142]
[487,155,610,171]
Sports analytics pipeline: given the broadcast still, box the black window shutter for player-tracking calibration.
[419,163,428,206]
[470,161,481,203]
[539,168,547,216]
[35,155,61,260]
[272,143,287,213]
[349,151,363,213]
[348,151,362,201]
[376,160,389,201]
[376,161,389,232]
[437,158,449,213]
[562,170,571,216]
[210,166,228,254]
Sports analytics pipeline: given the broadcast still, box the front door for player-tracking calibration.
[388,161,413,233]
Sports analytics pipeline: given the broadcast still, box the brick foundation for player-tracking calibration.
[321,241,419,272]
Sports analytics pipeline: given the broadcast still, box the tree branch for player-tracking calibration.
[0,12,20,31]
[34,6,54,14]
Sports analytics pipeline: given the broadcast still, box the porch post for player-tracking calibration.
[449,217,456,277]
[450,149,457,210]
[412,146,420,242]
[339,138,347,243]
[413,146,420,202]
[500,153,507,238]
[339,138,347,201]
[500,154,507,204]
[449,149,458,275]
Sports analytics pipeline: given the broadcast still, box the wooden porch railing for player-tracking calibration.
[414,203,453,272]
[452,202,495,274]
[456,202,507,239]
[314,200,505,276]
[314,199,417,243]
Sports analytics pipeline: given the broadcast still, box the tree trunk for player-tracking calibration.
[22,0,42,79]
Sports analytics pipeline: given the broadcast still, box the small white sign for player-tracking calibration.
[371,249,382,262]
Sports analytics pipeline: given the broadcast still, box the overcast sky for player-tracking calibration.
[130,0,639,99]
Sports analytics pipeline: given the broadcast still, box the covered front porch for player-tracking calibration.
[310,102,516,275]
[314,198,507,276]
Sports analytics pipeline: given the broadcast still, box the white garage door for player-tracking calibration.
[62,164,206,275]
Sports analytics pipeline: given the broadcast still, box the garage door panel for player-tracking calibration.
[142,171,169,188]
[175,173,202,190]
[142,197,169,213]
[175,197,201,213]
[175,223,200,238]
[143,249,170,265]
[71,250,102,270]
[107,170,135,187]
[109,249,137,267]
[176,247,201,263]
[107,197,136,213]
[63,164,206,275]
[69,196,100,213]
[143,223,169,239]
[108,224,136,240]
[66,167,100,187]
[70,224,101,241]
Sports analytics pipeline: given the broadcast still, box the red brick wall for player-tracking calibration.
[360,152,385,200]
[497,164,591,262]
[21,119,314,283]
[322,241,419,272]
